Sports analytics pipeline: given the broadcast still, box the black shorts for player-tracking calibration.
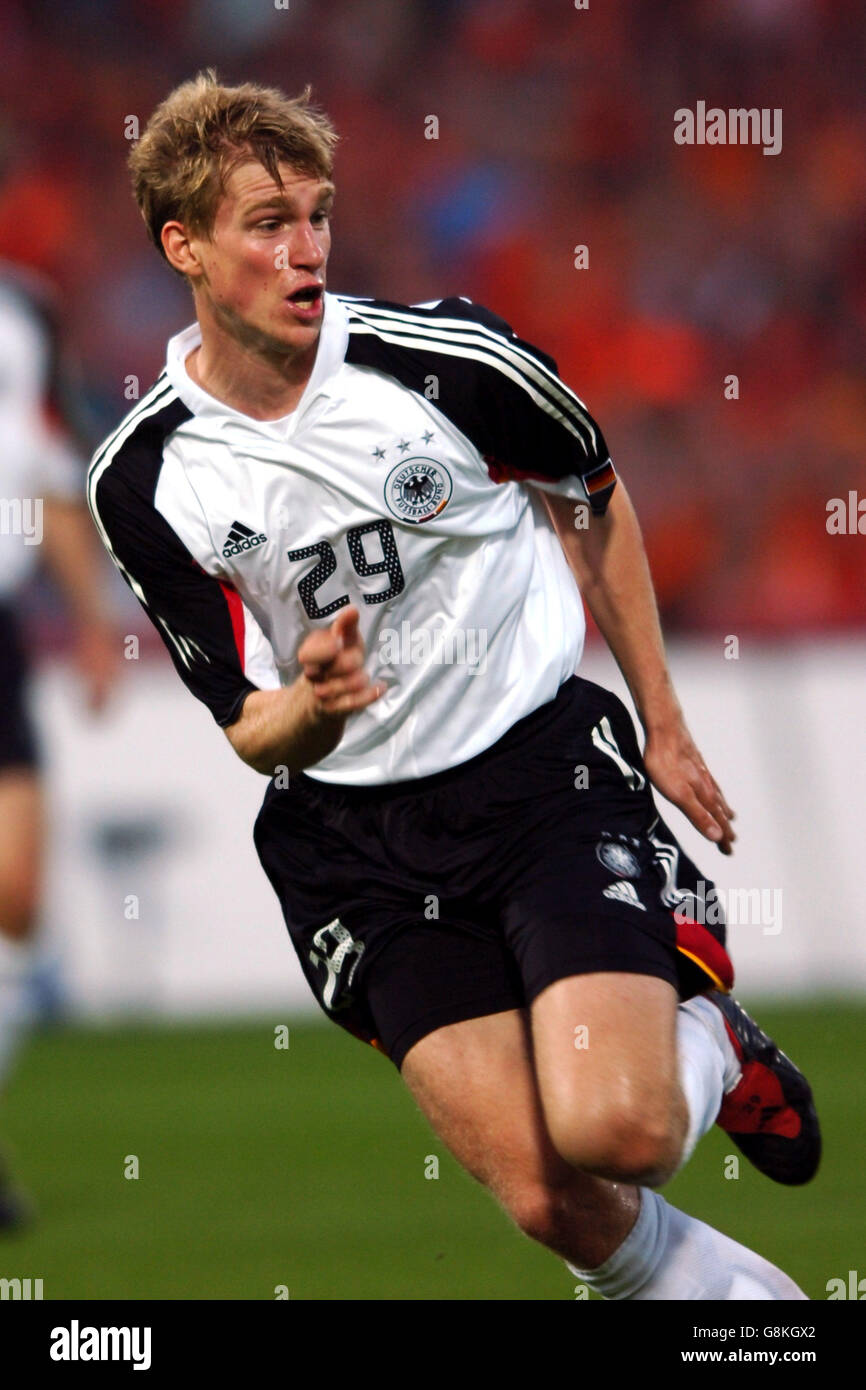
[253,676,733,1071]
[0,602,40,773]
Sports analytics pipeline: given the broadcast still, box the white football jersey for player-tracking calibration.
[0,265,86,598]
[87,293,617,784]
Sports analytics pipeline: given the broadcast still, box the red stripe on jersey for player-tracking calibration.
[483,452,617,498]
[484,454,559,486]
[675,916,735,992]
[219,580,247,670]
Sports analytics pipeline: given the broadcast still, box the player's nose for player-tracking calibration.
[289,220,326,268]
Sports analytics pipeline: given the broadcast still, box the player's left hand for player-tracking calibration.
[643,721,736,855]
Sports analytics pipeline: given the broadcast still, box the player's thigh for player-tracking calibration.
[530,971,683,1174]
[0,768,44,938]
[400,1006,635,1250]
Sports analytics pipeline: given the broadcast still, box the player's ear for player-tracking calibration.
[161,221,205,279]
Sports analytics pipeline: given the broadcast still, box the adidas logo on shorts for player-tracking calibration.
[222,520,267,558]
[603,880,646,911]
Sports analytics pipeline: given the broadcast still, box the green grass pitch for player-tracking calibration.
[1,1002,862,1299]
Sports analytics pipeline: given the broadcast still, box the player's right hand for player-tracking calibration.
[297,606,386,719]
[643,721,736,856]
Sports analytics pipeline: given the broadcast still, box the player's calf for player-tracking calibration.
[498,1169,641,1269]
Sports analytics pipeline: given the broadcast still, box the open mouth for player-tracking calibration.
[287,285,323,309]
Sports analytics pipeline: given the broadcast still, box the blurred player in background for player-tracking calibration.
[0,253,120,1229]
[89,74,820,1299]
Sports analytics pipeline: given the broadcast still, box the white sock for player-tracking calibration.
[676,994,741,1170]
[568,1188,807,1300]
[0,935,33,1092]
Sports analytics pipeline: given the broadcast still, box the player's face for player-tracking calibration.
[191,159,333,357]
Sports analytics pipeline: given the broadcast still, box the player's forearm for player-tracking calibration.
[226,678,347,776]
[40,498,115,627]
[543,483,682,735]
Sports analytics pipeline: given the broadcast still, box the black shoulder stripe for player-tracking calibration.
[342,295,614,512]
[344,297,600,442]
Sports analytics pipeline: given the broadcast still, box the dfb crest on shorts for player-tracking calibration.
[384,457,453,525]
[595,833,641,879]
[309,919,365,1011]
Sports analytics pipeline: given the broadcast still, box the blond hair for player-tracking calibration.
[129,70,337,263]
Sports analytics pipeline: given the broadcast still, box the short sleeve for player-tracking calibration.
[0,269,89,501]
[343,294,617,516]
[453,300,618,516]
[88,460,261,728]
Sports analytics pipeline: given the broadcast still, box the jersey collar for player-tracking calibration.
[164,291,350,433]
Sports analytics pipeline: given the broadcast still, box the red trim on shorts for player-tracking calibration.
[675,916,734,992]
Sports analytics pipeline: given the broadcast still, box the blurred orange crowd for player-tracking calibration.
[1,0,863,634]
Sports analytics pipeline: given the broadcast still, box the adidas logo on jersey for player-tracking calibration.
[222,520,267,558]
[602,881,646,911]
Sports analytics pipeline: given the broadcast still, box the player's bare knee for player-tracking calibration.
[547,1099,679,1185]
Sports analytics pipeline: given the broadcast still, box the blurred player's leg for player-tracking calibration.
[0,769,42,1073]
[0,768,43,1230]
